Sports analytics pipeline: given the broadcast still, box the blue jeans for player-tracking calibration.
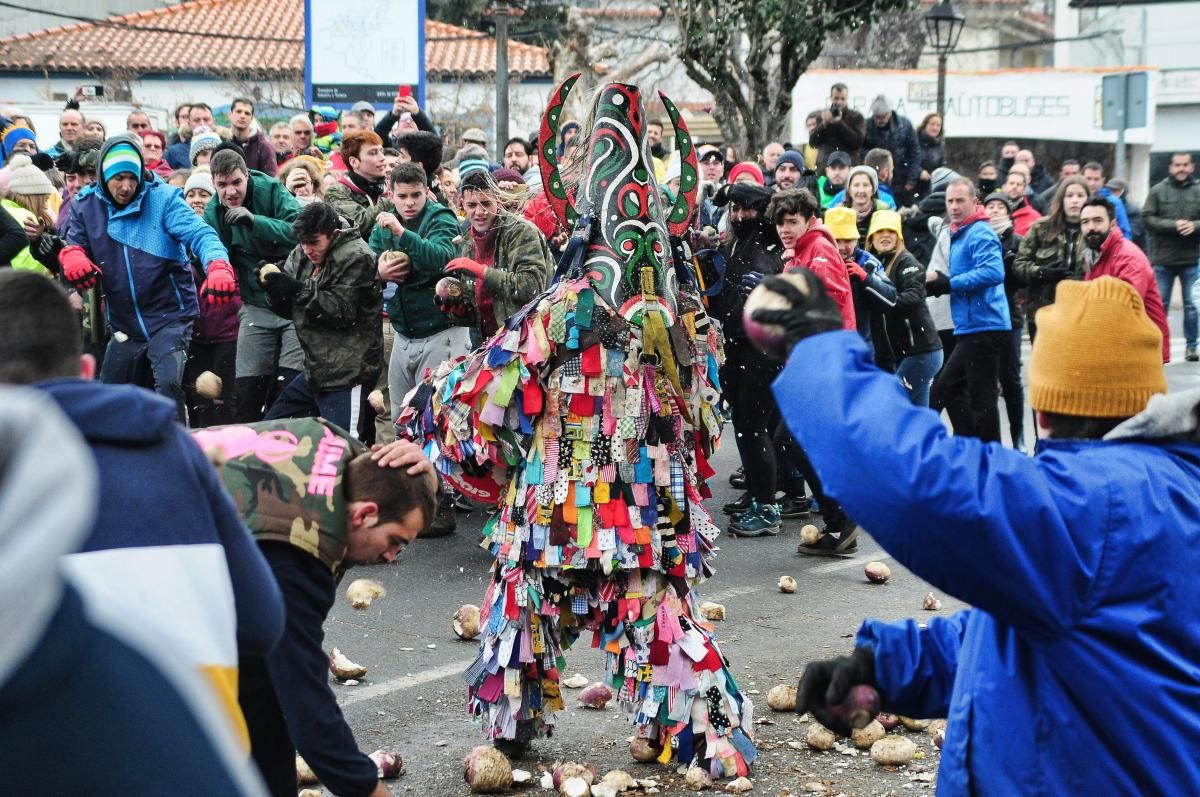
[99,320,192,422]
[895,349,944,407]
[264,373,362,438]
[1154,263,1197,347]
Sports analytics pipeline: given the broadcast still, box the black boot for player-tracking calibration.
[235,376,273,423]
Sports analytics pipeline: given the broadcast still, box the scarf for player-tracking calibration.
[346,168,384,202]
[471,222,501,338]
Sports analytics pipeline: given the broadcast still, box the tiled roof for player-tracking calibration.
[0,0,550,80]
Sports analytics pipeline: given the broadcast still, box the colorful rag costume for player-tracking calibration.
[397,78,756,778]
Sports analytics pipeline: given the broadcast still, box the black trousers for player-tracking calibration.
[722,337,782,504]
[931,330,1008,443]
[185,340,236,428]
[997,325,1025,448]
[775,427,853,535]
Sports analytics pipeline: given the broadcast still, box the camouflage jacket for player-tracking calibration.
[323,176,395,240]
[457,215,554,331]
[194,418,364,573]
[281,228,383,390]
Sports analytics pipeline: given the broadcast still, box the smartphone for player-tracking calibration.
[80,85,105,97]
[398,85,412,99]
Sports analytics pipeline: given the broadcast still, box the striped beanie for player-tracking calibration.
[102,141,142,182]
[457,157,489,179]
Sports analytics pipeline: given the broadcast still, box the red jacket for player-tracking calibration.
[1011,199,1042,237]
[1085,226,1171,362]
[785,222,857,330]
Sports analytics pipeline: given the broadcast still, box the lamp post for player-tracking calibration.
[924,0,966,116]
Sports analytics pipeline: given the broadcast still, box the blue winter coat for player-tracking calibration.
[1097,186,1133,238]
[65,165,227,340]
[947,215,1010,334]
[774,332,1200,796]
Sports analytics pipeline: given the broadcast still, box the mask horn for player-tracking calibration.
[538,73,581,230]
[659,92,699,237]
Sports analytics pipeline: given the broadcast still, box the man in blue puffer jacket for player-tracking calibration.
[748,269,1200,796]
[925,176,1011,442]
[57,134,233,421]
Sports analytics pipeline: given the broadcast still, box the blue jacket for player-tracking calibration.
[66,142,228,339]
[828,183,897,210]
[947,213,1011,334]
[774,333,1200,796]
[1097,186,1132,238]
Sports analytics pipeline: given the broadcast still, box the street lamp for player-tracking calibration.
[924,0,966,116]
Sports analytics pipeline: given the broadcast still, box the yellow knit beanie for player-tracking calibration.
[1029,277,1166,418]
[825,206,859,241]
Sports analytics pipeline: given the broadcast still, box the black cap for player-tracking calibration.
[982,191,1013,213]
[827,151,851,167]
[699,148,725,164]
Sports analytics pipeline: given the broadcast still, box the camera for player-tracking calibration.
[830,106,841,118]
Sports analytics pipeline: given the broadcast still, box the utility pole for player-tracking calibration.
[493,0,511,152]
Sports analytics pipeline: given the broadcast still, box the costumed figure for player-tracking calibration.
[396,78,756,778]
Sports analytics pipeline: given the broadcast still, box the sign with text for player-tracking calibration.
[793,68,1156,145]
[305,0,425,109]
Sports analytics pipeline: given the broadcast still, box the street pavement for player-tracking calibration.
[319,306,1197,797]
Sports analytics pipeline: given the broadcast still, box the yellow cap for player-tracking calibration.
[867,209,904,243]
[1029,277,1166,418]
[825,206,859,241]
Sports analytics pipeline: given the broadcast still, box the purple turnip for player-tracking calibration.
[827,684,882,730]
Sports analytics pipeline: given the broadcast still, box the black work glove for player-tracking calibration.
[224,206,255,227]
[261,269,302,301]
[796,646,880,736]
[1035,265,1072,285]
[32,233,65,272]
[749,270,844,355]
[925,271,951,297]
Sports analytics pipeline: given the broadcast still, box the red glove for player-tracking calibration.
[445,257,488,280]
[59,245,102,290]
[847,261,868,282]
[202,259,238,305]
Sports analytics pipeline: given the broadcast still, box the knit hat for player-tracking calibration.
[1029,277,1166,418]
[846,164,879,195]
[350,100,376,114]
[184,170,214,196]
[825,206,860,241]
[775,150,806,174]
[102,139,143,182]
[870,94,892,116]
[491,167,524,185]
[7,162,53,196]
[458,158,490,179]
[189,129,221,165]
[1,123,36,161]
[827,150,852,168]
[728,162,764,186]
[982,191,1013,213]
[866,209,904,242]
[930,167,960,193]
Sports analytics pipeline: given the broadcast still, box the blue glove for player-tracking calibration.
[739,270,764,297]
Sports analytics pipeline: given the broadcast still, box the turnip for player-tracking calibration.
[922,592,942,611]
[436,276,466,302]
[869,736,917,767]
[928,719,947,750]
[258,263,280,283]
[800,524,821,546]
[560,776,591,797]
[296,754,318,784]
[453,604,481,640]
[778,575,797,594]
[899,716,931,731]
[512,769,533,784]
[579,683,614,709]
[863,562,891,584]
[463,745,513,793]
[601,769,636,792]
[805,722,838,750]
[369,749,403,779]
[765,684,797,712]
[876,713,900,732]
[699,601,726,621]
[826,684,882,730]
[367,389,387,414]
[850,719,886,749]
[629,737,662,762]
[345,578,386,609]
[742,272,816,359]
[684,765,712,790]
[298,790,321,797]
[562,674,589,689]
[329,647,367,680]
[195,370,222,400]
[726,776,754,794]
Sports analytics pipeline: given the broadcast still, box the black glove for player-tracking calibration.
[32,233,65,272]
[224,206,254,227]
[261,269,302,301]
[749,271,844,354]
[796,646,880,736]
[1035,265,1072,285]
[925,271,951,297]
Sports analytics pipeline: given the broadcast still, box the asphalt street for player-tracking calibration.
[316,305,1197,797]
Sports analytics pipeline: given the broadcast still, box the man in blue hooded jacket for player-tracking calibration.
[56,133,233,421]
[748,269,1200,795]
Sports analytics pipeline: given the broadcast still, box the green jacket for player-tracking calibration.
[1014,216,1085,316]
[207,417,363,573]
[280,228,383,390]
[1142,177,1200,266]
[204,171,300,308]
[323,177,395,240]
[457,215,554,331]
[368,201,461,339]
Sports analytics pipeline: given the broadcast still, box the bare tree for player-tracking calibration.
[663,0,914,155]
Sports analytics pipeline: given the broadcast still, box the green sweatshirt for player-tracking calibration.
[368,200,462,339]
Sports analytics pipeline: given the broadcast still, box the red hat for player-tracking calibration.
[728,162,764,186]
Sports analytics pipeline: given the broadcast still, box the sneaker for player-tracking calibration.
[729,501,781,538]
[729,467,747,490]
[1187,347,1199,362]
[722,491,753,515]
[797,525,860,556]
[779,494,812,519]
[421,494,457,538]
[810,498,822,515]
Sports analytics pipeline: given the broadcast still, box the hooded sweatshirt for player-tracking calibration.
[786,222,856,330]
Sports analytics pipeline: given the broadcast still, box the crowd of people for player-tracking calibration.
[0,75,1197,794]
